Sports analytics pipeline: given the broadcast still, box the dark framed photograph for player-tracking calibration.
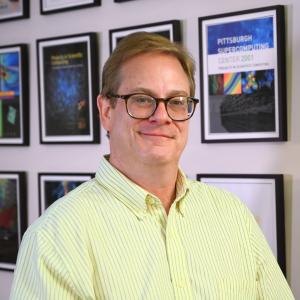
[197,174,286,276]
[0,44,29,146]
[37,33,100,144]
[40,0,100,15]
[0,171,27,271]
[38,173,94,215]
[0,0,29,23]
[109,20,181,53]
[199,5,287,143]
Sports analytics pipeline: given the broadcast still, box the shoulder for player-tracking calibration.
[186,178,250,220]
[26,177,110,238]
[186,178,242,205]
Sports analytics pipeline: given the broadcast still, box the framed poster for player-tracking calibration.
[40,0,101,15]
[197,174,286,276]
[38,173,94,215]
[109,20,181,53]
[0,0,29,23]
[0,44,29,146]
[37,33,100,144]
[0,172,27,271]
[199,5,287,143]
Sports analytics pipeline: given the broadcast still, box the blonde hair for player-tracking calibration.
[101,31,196,107]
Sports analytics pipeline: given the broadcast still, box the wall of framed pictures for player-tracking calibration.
[0,0,300,299]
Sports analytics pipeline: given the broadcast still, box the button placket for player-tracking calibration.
[166,203,192,298]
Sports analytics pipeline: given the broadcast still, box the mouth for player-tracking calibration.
[139,132,173,139]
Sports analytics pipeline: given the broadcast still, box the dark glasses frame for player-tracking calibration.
[107,93,199,121]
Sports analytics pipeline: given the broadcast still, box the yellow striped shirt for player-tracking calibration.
[10,156,294,299]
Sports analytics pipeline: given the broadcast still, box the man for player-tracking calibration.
[10,32,294,299]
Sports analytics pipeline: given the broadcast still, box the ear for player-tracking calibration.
[97,94,112,131]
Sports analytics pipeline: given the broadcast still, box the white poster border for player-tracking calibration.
[199,7,286,143]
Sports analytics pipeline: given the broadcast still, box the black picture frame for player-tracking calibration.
[0,44,29,146]
[0,0,29,23]
[0,171,27,272]
[38,173,94,215]
[199,5,287,143]
[40,0,101,15]
[197,173,286,276]
[37,33,100,144]
[109,20,181,53]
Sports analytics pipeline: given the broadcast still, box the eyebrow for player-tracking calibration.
[127,87,189,97]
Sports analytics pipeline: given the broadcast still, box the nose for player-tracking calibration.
[148,101,172,124]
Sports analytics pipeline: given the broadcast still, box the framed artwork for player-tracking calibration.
[0,44,29,146]
[37,33,100,144]
[114,0,135,2]
[0,172,27,271]
[197,174,286,276]
[40,0,101,15]
[38,173,94,215]
[109,20,181,53]
[0,0,29,23]
[199,5,287,143]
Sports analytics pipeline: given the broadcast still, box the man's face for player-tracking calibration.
[102,52,190,168]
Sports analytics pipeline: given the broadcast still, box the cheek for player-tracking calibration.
[110,102,127,129]
[177,126,189,151]
[178,122,189,141]
[110,113,140,142]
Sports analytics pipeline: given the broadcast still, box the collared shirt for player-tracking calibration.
[10,156,294,299]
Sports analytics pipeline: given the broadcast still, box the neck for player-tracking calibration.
[108,153,178,215]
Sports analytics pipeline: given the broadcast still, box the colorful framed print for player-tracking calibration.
[0,0,29,23]
[37,33,100,144]
[40,0,100,15]
[197,174,286,276]
[109,20,181,53]
[0,172,27,271]
[0,44,29,146]
[199,5,287,143]
[38,173,94,215]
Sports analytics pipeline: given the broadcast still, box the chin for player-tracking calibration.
[140,149,176,165]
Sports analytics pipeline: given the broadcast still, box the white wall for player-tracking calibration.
[0,0,299,299]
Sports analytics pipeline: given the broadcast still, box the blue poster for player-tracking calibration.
[43,42,91,137]
[205,16,276,134]
[0,52,21,139]
[207,17,274,55]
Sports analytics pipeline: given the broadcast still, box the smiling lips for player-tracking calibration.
[139,132,173,139]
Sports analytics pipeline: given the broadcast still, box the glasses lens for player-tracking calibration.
[167,97,194,120]
[127,94,156,118]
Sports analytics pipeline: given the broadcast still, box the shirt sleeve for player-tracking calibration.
[10,230,81,300]
[248,211,295,299]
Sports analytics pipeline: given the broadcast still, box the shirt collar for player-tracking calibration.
[175,166,190,216]
[96,155,190,219]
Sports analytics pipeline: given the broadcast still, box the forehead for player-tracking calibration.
[118,52,190,96]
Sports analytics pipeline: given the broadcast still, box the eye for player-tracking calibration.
[171,100,183,106]
[169,97,186,106]
[129,94,154,105]
[136,97,150,103]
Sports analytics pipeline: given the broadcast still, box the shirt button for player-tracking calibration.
[169,231,174,238]
[148,198,155,205]
[178,281,185,288]
[137,210,145,217]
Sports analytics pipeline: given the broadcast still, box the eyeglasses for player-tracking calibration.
[107,93,199,121]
